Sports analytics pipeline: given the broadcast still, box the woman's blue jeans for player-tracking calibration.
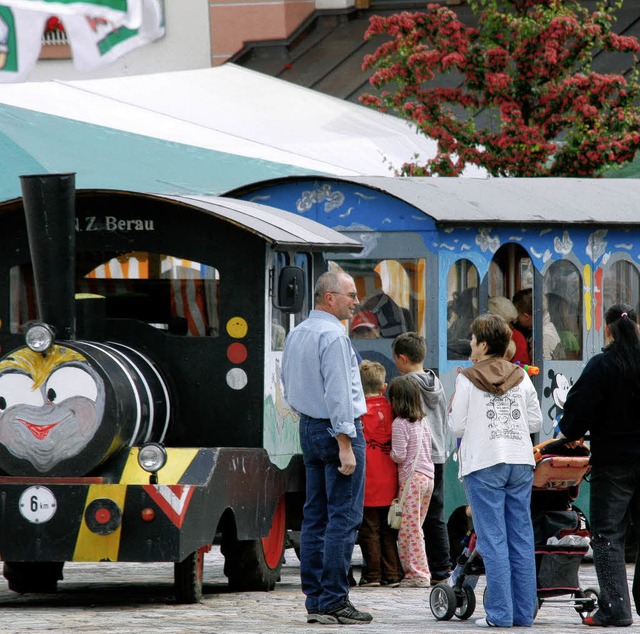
[464,463,537,627]
[299,416,365,614]
[589,463,640,625]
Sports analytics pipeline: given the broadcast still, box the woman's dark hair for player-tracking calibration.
[604,303,640,378]
[470,313,512,358]
[388,375,424,422]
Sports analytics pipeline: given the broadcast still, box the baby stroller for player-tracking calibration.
[429,438,599,622]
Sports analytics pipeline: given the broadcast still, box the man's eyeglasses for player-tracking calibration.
[330,291,358,300]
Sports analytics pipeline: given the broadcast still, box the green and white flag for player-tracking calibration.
[0,6,48,81]
[0,0,164,82]
[0,1,141,28]
[62,0,163,71]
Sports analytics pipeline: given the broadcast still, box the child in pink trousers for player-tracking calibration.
[389,374,435,588]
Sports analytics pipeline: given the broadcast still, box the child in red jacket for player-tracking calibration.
[357,360,403,587]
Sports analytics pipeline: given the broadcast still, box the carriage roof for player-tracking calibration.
[0,189,362,253]
[163,194,362,251]
[230,176,640,226]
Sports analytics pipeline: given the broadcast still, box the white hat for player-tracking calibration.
[488,296,518,323]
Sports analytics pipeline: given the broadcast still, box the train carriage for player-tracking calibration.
[0,173,361,601]
[229,175,640,546]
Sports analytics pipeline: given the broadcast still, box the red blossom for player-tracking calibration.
[359,0,640,177]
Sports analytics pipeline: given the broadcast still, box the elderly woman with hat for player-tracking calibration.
[488,296,531,366]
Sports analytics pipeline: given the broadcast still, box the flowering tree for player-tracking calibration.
[360,0,640,177]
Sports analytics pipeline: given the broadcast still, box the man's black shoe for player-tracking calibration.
[326,600,373,624]
[307,613,338,624]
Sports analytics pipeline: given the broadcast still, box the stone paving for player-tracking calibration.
[0,547,635,634]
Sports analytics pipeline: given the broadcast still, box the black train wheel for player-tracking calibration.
[3,561,64,593]
[222,496,286,591]
[174,546,207,604]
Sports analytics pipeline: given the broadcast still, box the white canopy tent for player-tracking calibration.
[0,63,485,201]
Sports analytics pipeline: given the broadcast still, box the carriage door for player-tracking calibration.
[265,251,312,467]
[541,259,584,440]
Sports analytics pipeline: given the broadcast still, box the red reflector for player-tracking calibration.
[84,498,121,535]
[95,508,111,524]
[141,508,155,522]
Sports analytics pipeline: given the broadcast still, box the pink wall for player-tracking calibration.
[209,0,315,65]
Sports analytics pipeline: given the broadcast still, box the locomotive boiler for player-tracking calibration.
[0,173,361,602]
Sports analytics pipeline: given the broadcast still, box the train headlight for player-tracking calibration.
[138,442,167,474]
[25,323,55,353]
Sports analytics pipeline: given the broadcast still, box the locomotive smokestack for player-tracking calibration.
[20,173,76,341]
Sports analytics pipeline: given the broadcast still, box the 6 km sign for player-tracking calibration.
[19,485,57,523]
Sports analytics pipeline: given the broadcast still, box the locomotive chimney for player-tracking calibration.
[20,173,76,341]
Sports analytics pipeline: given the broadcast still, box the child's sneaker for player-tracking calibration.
[358,579,381,587]
[381,579,401,588]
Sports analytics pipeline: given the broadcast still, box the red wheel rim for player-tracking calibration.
[261,496,286,569]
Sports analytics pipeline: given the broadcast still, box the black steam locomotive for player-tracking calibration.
[0,174,361,602]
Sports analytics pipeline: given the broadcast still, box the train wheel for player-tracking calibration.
[222,496,286,591]
[454,584,476,620]
[429,583,457,620]
[174,545,208,604]
[3,561,64,593]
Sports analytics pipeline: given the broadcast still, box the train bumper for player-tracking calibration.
[0,447,284,563]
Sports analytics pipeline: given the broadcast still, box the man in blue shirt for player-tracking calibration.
[282,271,372,625]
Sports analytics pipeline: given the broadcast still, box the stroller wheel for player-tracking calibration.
[575,587,599,619]
[430,583,457,621]
[454,584,476,620]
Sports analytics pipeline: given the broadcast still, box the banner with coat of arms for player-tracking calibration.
[0,0,164,82]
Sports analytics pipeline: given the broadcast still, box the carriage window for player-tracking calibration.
[329,259,424,339]
[603,260,640,316]
[543,260,582,360]
[270,252,312,350]
[293,253,312,327]
[489,243,532,300]
[82,253,220,337]
[488,261,505,298]
[271,253,288,351]
[9,265,35,334]
[10,254,221,336]
[447,260,479,360]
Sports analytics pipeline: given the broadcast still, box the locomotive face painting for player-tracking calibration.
[0,345,105,472]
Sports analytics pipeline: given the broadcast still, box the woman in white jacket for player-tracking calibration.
[448,313,542,628]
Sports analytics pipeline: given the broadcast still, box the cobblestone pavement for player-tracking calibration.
[0,548,635,634]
